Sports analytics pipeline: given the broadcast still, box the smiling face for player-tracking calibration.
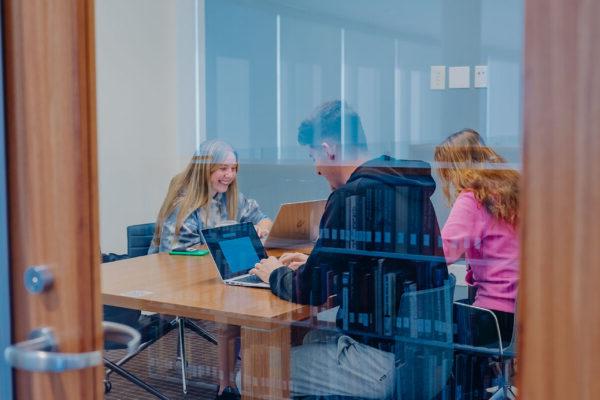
[209,151,238,196]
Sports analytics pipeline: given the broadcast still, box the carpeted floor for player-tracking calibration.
[104,319,230,400]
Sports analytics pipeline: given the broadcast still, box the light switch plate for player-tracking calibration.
[448,66,470,89]
[474,65,488,88]
[430,66,445,90]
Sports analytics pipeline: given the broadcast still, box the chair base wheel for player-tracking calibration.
[104,380,112,394]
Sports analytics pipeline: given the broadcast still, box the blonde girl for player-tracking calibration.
[150,139,271,253]
[150,139,271,396]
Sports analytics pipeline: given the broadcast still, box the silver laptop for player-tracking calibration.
[263,199,326,249]
[202,222,269,288]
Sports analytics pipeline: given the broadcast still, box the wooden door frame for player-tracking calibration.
[3,1,102,399]
[519,0,600,398]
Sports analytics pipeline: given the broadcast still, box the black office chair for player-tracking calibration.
[127,222,157,257]
[102,252,176,399]
[124,222,219,395]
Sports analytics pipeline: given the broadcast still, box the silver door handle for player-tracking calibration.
[4,322,140,372]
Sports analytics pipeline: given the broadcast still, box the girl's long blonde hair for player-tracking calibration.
[152,140,239,247]
[434,129,520,226]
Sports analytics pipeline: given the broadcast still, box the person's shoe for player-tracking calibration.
[215,386,240,400]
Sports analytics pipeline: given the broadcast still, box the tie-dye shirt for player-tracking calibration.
[148,192,268,254]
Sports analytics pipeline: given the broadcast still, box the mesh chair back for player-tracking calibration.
[395,274,455,400]
[127,223,156,257]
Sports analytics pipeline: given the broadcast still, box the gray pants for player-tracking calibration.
[290,330,396,399]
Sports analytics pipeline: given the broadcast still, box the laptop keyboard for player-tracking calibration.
[234,274,264,284]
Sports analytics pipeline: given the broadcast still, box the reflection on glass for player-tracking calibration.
[251,100,448,399]
[98,0,523,398]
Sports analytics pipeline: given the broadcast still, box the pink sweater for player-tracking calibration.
[441,191,519,313]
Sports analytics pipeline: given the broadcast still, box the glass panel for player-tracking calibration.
[97,1,523,398]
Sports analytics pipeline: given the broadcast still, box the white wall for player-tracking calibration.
[96,0,203,253]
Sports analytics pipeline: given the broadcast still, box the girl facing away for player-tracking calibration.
[149,139,272,398]
[434,129,520,345]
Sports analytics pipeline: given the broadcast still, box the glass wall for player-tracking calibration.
[97,0,523,398]
[205,0,523,224]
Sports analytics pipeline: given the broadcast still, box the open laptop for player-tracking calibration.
[201,222,270,288]
[263,199,327,249]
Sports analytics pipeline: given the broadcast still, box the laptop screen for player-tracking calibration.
[202,222,268,279]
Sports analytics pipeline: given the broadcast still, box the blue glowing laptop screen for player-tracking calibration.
[202,222,267,279]
[219,237,260,274]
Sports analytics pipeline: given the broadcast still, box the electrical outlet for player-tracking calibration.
[430,66,445,90]
[474,65,488,88]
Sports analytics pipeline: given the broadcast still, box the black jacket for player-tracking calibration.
[269,155,448,342]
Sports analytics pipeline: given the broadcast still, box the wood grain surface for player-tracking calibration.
[520,0,600,398]
[3,0,102,398]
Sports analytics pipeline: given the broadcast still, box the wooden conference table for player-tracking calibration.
[101,248,312,399]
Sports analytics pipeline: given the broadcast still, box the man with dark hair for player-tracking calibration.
[251,100,447,398]
[297,100,368,155]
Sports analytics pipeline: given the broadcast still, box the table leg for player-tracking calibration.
[241,325,291,399]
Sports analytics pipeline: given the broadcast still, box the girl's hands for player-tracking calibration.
[254,218,273,239]
[254,224,269,238]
